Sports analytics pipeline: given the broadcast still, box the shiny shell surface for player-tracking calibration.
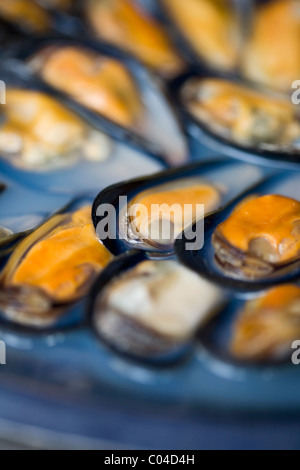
[176,171,300,290]
[17,38,189,166]
[92,159,267,255]
[174,71,300,169]
[0,63,164,195]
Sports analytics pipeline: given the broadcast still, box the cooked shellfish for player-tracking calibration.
[0,0,51,33]
[94,259,223,357]
[161,0,240,71]
[0,89,112,169]
[212,195,300,279]
[231,285,300,362]
[28,46,143,129]
[85,0,184,78]
[181,78,300,150]
[127,179,221,249]
[0,206,112,326]
[243,0,300,92]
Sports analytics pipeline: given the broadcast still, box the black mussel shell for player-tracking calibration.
[88,250,225,365]
[0,197,110,331]
[13,37,189,166]
[198,285,300,367]
[171,70,300,169]
[175,171,300,292]
[92,158,269,256]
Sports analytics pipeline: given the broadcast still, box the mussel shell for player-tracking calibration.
[88,250,225,364]
[0,1,73,38]
[13,37,189,167]
[0,20,32,57]
[88,248,299,370]
[92,158,267,256]
[197,286,300,367]
[157,0,246,75]
[172,70,300,169]
[241,0,300,93]
[40,0,184,79]
[176,171,300,291]
[0,86,114,173]
[0,61,164,195]
[0,0,94,40]
[0,197,108,331]
[79,0,185,79]
[2,0,85,38]
[212,231,277,279]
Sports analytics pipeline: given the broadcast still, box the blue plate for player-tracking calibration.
[0,167,70,236]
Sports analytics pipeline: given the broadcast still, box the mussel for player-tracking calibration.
[93,259,223,359]
[231,285,300,362]
[160,0,241,71]
[26,40,188,165]
[85,0,184,78]
[0,206,112,327]
[127,179,221,250]
[28,45,142,129]
[212,194,300,280]
[93,158,267,257]
[181,77,300,151]
[0,0,52,34]
[0,89,112,170]
[243,0,300,92]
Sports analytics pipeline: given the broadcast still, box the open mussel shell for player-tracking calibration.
[79,0,185,79]
[0,62,164,195]
[198,283,300,367]
[0,0,81,39]
[33,0,186,80]
[157,0,249,75]
[88,250,226,365]
[241,0,300,94]
[0,1,52,36]
[176,171,300,291]
[92,158,267,256]
[14,37,188,167]
[0,197,113,331]
[172,70,300,169]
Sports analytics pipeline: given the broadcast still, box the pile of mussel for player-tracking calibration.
[0,0,299,382]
